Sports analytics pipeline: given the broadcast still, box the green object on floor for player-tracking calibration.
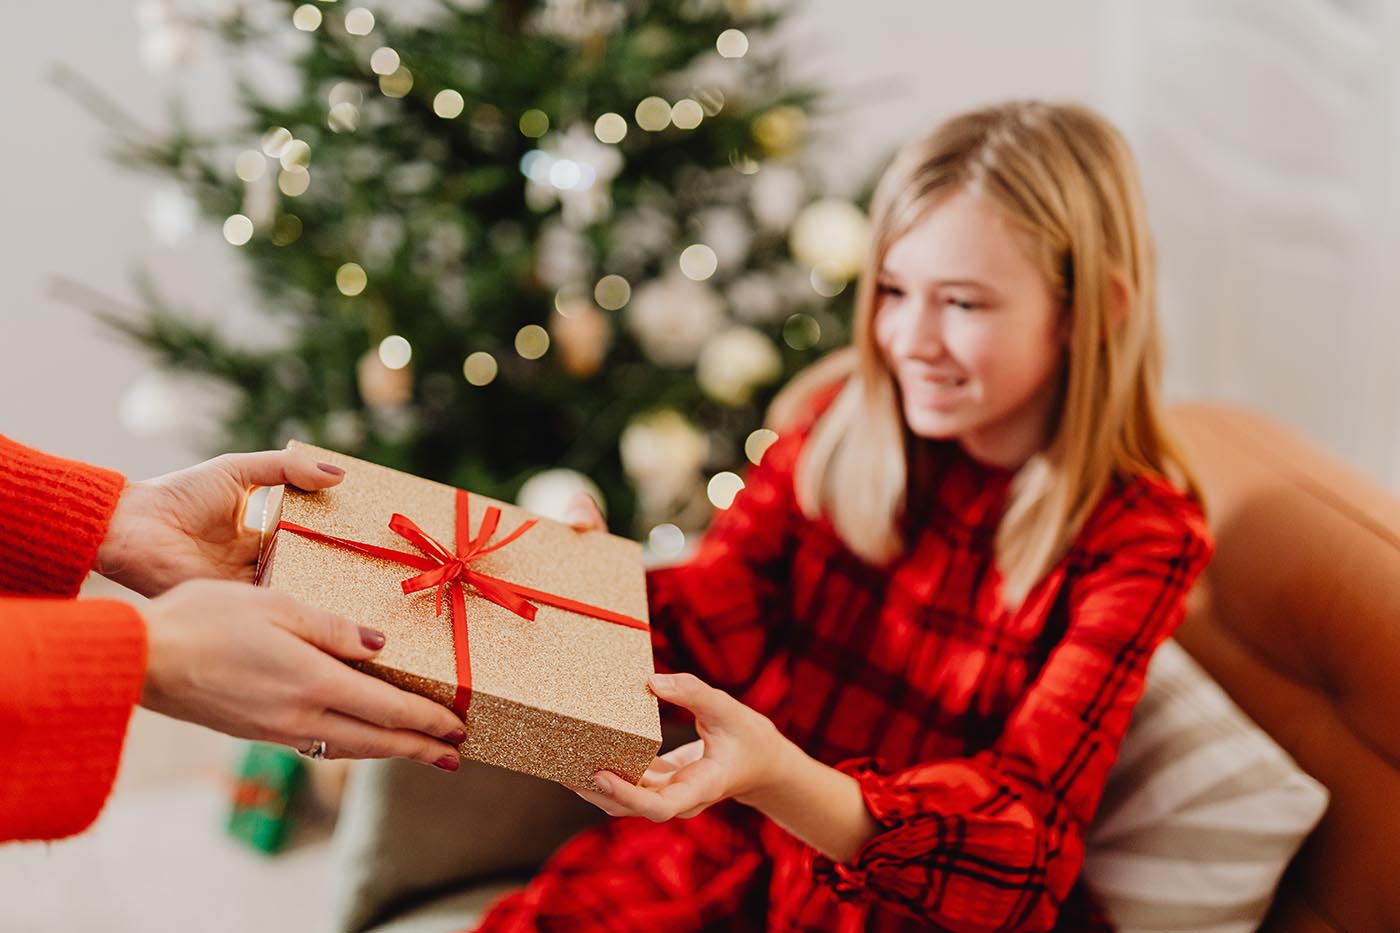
[226,743,305,854]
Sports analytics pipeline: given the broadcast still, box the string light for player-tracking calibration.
[278,168,310,197]
[234,150,265,182]
[370,47,400,76]
[634,97,670,131]
[336,262,368,296]
[344,8,375,35]
[594,274,631,310]
[433,90,465,119]
[716,29,749,58]
[327,101,360,133]
[222,214,253,246]
[782,313,821,350]
[378,335,412,370]
[271,215,302,246]
[679,244,718,281]
[292,4,322,31]
[379,67,413,98]
[515,324,550,359]
[463,351,498,386]
[593,112,627,144]
[261,127,293,158]
[707,472,745,509]
[670,99,703,130]
[647,523,686,558]
[279,139,311,170]
[519,109,550,138]
[745,428,778,465]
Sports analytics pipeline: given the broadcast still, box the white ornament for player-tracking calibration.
[523,124,626,227]
[696,326,782,406]
[145,187,197,246]
[695,207,752,272]
[136,1,195,75]
[789,198,870,282]
[726,273,784,324]
[516,468,606,524]
[535,219,594,290]
[528,0,625,44]
[749,163,806,232]
[620,410,709,510]
[625,274,727,366]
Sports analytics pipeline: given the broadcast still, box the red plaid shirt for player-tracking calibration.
[478,415,1212,932]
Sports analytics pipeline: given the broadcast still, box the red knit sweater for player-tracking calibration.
[0,434,146,842]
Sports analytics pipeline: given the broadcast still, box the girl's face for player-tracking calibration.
[873,190,1067,469]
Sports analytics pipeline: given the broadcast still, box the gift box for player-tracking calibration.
[226,742,304,854]
[255,441,661,789]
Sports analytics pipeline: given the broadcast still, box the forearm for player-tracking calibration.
[742,737,880,863]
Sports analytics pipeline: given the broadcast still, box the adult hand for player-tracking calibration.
[96,448,346,598]
[574,672,796,821]
[140,579,467,769]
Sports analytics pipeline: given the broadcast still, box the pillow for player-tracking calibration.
[1083,639,1329,933]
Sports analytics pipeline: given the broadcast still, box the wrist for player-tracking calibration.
[94,482,134,579]
[737,729,806,813]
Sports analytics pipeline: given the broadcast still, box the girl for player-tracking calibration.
[476,100,1213,932]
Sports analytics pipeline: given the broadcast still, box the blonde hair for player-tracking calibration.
[785,101,1201,605]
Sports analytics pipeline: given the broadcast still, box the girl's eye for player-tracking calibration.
[946,297,982,311]
[876,283,904,299]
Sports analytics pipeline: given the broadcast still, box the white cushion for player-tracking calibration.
[1084,640,1329,933]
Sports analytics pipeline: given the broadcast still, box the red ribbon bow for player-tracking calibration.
[274,489,646,716]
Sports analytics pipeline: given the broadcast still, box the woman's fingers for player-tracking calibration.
[216,449,346,492]
[315,661,467,746]
[269,592,388,662]
[295,709,461,770]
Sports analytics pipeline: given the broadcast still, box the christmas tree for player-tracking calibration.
[76,0,868,549]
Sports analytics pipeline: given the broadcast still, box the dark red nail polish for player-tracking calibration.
[318,462,345,476]
[443,728,467,745]
[359,626,386,650]
[434,755,460,771]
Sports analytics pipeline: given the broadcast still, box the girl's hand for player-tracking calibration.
[574,672,797,822]
[141,579,467,769]
[96,449,346,598]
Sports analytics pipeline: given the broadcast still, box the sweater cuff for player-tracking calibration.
[0,598,148,841]
[0,435,128,597]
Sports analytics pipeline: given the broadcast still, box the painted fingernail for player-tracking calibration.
[359,626,386,650]
[593,775,611,795]
[443,728,467,745]
[434,755,460,772]
[317,462,345,476]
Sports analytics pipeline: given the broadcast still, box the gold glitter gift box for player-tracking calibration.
[255,441,661,789]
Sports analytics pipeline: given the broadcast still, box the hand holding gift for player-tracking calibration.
[100,446,467,770]
[256,442,662,789]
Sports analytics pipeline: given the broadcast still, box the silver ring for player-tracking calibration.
[298,738,327,760]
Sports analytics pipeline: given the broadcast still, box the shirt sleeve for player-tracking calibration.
[0,596,148,842]
[0,434,127,598]
[812,481,1214,933]
[644,428,803,698]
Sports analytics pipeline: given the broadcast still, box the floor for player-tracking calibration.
[0,577,339,933]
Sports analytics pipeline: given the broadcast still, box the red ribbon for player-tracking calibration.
[274,490,647,716]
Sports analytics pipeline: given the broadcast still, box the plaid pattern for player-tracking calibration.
[476,422,1211,933]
